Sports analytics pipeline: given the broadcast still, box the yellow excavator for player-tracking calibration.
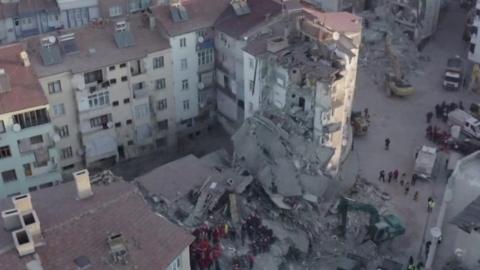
[384,34,415,97]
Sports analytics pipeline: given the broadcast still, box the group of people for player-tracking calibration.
[190,224,229,270]
[378,170,421,200]
[241,214,275,256]
[431,101,464,123]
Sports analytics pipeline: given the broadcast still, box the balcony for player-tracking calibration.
[133,87,149,99]
[17,134,55,155]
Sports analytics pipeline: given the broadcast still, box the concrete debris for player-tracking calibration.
[90,170,124,185]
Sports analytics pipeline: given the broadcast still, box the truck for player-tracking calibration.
[414,145,437,180]
[448,109,480,139]
[443,56,464,90]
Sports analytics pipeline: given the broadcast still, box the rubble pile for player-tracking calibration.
[138,108,401,269]
[90,170,124,185]
[359,2,423,88]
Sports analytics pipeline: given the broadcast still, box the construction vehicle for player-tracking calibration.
[414,145,437,180]
[448,109,480,139]
[337,197,405,245]
[351,111,368,136]
[443,56,464,90]
[384,34,415,97]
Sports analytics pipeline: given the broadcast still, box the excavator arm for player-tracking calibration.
[337,197,380,237]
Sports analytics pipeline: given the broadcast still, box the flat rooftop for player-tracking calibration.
[136,154,222,203]
[152,0,230,36]
[28,14,170,77]
[0,43,48,115]
[0,181,193,270]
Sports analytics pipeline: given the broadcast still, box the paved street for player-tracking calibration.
[344,1,480,265]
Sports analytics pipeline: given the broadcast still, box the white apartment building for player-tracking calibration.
[152,0,228,135]
[242,9,362,175]
[213,0,284,127]
[468,1,480,91]
[0,43,61,198]
[28,15,176,172]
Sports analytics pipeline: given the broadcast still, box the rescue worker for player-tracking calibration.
[379,170,385,182]
[413,191,419,201]
[426,111,433,123]
[427,197,435,213]
[385,138,391,150]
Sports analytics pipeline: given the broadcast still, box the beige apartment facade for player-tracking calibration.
[29,14,176,173]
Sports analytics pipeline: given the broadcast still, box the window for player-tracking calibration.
[470,43,476,54]
[156,137,167,147]
[113,101,119,106]
[135,104,150,119]
[157,99,168,111]
[84,69,103,84]
[249,80,254,93]
[62,164,75,171]
[47,80,62,94]
[13,108,50,129]
[110,79,117,85]
[109,5,123,17]
[0,120,5,133]
[88,91,110,108]
[0,145,11,159]
[124,98,130,104]
[180,37,186,47]
[127,140,134,145]
[169,256,181,270]
[109,65,116,71]
[115,122,121,128]
[2,169,17,183]
[60,147,73,160]
[155,78,166,90]
[180,118,192,126]
[30,135,43,144]
[183,100,190,111]
[52,103,65,117]
[153,56,164,69]
[121,76,128,82]
[182,79,189,90]
[181,58,188,70]
[249,58,254,69]
[120,63,127,68]
[132,82,145,91]
[89,114,111,128]
[198,49,214,65]
[28,186,37,192]
[58,125,69,138]
[158,120,168,130]
[126,119,133,125]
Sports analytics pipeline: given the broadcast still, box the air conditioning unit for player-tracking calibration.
[198,82,205,90]
[40,36,56,48]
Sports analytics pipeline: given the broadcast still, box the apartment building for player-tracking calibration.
[0,0,62,44]
[0,176,193,269]
[213,0,283,127]
[242,8,362,174]
[28,14,176,172]
[152,0,228,136]
[0,43,61,198]
[98,0,152,18]
[468,0,480,91]
[305,0,366,13]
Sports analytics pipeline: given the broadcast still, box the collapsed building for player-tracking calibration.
[241,8,362,175]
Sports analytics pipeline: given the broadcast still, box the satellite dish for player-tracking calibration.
[198,36,204,43]
[332,32,340,41]
[48,36,56,44]
[107,122,114,128]
[53,134,61,142]
[198,82,205,90]
[12,124,21,132]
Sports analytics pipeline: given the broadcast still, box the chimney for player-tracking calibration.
[0,69,11,93]
[73,169,93,199]
[12,194,33,214]
[12,229,35,256]
[20,210,41,238]
[1,209,22,231]
[20,51,30,67]
[149,15,156,30]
